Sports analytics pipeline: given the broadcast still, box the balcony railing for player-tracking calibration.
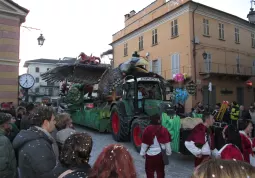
[199,62,254,76]
[158,66,192,79]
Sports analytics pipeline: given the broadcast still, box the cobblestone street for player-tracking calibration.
[76,125,194,178]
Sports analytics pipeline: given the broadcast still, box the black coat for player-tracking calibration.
[12,126,57,178]
[64,163,91,178]
[53,163,91,178]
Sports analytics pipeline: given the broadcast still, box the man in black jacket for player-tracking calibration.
[13,106,58,178]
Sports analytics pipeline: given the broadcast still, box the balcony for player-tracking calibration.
[199,62,254,80]
[160,66,192,80]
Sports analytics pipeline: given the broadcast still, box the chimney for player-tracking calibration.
[124,14,130,21]
[130,10,136,16]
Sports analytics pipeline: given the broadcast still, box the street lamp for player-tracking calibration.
[37,34,45,46]
[247,0,255,24]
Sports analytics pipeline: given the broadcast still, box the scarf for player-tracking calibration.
[35,126,59,160]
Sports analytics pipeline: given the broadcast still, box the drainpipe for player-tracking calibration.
[192,4,199,99]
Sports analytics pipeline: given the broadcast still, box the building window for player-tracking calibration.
[138,36,143,51]
[171,53,180,76]
[35,67,39,73]
[152,60,159,74]
[35,77,39,83]
[152,29,158,45]
[252,33,255,48]
[124,43,128,56]
[236,56,240,74]
[219,23,224,40]
[203,19,209,36]
[235,28,240,43]
[204,53,212,73]
[35,88,39,93]
[171,19,178,37]
[252,60,255,75]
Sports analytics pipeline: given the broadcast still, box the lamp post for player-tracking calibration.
[248,0,255,24]
[37,34,45,46]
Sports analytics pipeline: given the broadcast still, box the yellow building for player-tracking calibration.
[0,0,28,105]
[111,0,255,111]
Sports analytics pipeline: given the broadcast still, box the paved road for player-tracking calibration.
[76,125,194,178]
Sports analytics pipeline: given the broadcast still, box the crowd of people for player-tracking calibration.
[0,102,255,178]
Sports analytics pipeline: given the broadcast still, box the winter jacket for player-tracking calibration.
[230,105,240,121]
[58,163,91,178]
[13,126,57,178]
[0,129,17,178]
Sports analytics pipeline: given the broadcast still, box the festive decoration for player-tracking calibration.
[186,81,197,96]
[78,52,101,65]
[173,73,184,83]
[172,88,189,104]
[246,80,252,89]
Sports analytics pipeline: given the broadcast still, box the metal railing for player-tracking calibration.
[199,62,254,76]
[157,66,192,79]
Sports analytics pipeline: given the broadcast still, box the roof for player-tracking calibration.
[5,0,29,13]
[23,58,77,67]
[111,1,255,45]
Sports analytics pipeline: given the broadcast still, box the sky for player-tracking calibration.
[14,0,251,74]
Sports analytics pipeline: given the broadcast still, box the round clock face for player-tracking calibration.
[19,74,35,89]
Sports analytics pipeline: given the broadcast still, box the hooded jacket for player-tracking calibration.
[12,126,57,178]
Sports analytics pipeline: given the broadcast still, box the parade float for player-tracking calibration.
[41,51,210,154]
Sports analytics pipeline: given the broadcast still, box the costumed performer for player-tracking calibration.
[140,114,172,178]
[239,120,255,164]
[217,125,243,161]
[185,112,217,167]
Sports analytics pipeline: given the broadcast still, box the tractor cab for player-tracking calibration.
[122,75,165,116]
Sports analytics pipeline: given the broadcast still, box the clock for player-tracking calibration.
[19,74,35,89]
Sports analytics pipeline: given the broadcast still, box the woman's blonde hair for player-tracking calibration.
[192,159,255,178]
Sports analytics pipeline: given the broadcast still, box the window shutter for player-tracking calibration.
[176,54,180,74]
[149,60,152,72]
[157,58,162,76]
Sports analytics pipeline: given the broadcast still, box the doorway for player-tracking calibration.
[236,87,244,105]
[202,85,216,111]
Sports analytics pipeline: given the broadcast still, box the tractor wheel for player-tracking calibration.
[110,105,129,142]
[131,119,151,152]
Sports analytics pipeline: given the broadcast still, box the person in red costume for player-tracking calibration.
[239,120,255,164]
[185,112,217,167]
[218,125,244,161]
[140,114,172,178]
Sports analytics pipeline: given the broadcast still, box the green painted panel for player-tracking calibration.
[144,100,162,116]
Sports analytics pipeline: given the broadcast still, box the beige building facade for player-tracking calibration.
[111,0,255,111]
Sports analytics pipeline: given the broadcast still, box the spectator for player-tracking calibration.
[15,106,26,129]
[13,106,58,178]
[217,125,243,161]
[53,113,76,150]
[230,101,240,128]
[140,114,171,178]
[0,113,17,178]
[239,120,254,164]
[55,133,93,178]
[192,159,255,178]
[6,116,19,142]
[20,103,35,130]
[239,105,251,120]
[89,144,136,178]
